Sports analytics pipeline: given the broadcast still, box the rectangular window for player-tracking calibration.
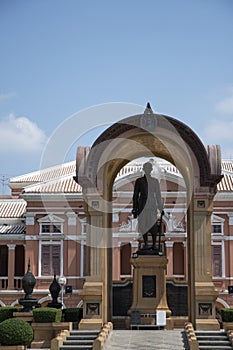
[41,244,61,276]
[212,224,222,234]
[40,224,62,234]
[212,245,222,277]
[41,224,50,233]
[53,224,61,233]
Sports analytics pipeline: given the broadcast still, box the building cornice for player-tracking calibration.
[21,193,83,201]
[0,234,25,241]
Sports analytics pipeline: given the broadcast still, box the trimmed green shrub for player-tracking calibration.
[0,306,22,323]
[0,318,33,345]
[33,307,62,323]
[221,308,233,322]
[63,308,83,322]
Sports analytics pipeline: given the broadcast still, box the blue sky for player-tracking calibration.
[0,0,233,192]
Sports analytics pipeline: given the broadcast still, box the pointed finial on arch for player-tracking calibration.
[144,102,153,114]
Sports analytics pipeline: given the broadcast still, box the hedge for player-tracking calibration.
[63,308,83,322]
[33,307,62,323]
[221,308,233,322]
[0,318,33,345]
[0,306,22,323]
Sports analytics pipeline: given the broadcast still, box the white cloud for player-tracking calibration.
[0,114,47,153]
[201,119,233,159]
[221,146,233,160]
[215,87,233,115]
[202,119,233,143]
[0,92,16,103]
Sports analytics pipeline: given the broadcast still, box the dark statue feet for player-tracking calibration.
[142,243,149,249]
[136,244,163,256]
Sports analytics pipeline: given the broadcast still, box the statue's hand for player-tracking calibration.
[132,208,138,218]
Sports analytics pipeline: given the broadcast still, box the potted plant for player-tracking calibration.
[0,307,22,323]
[63,308,83,329]
[31,307,71,348]
[221,308,233,331]
[0,318,33,350]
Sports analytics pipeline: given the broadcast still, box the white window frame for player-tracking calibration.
[79,218,87,277]
[112,212,119,223]
[211,241,225,278]
[211,214,224,236]
[38,214,64,235]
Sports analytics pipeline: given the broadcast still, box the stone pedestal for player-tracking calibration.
[129,255,171,326]
[195,282,220,330]
[13,311,33,323]
[31,322,72,348]
[78,279,103,330]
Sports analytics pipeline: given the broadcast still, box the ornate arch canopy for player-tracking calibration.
[76,108,222,195]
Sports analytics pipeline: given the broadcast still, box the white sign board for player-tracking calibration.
[156,310,166,326]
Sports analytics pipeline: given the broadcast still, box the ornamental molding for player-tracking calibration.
[38,214,64,223]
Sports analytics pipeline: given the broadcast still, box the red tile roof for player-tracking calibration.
[0,224,25,234]
[9,161,76,184]
[0,199,26,218]
[23,175,82,193]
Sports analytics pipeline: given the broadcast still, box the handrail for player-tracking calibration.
[0,277,8,289]
[0,277,23,290]
[227,330,233,347]
[93,322,113,350]
[184,322,199,350]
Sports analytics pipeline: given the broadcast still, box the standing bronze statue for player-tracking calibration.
[132,162,164,251]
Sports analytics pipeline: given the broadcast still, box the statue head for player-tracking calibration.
[143,162,153,175]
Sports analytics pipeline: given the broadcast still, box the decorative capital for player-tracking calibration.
[165,241,174,248]
[7,244,16,250]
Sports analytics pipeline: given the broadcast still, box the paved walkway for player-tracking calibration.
[105,330,189,350]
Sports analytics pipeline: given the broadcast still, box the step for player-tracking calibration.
[64,340,94,345]
[67,335,97,340]
[199,341,232,346]
[197,336,228,341]
[199,347,233,350]
[70,330,99,335]
[60,346,93,350]
[196,331,227,336]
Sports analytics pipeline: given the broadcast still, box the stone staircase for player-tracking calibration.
[60,330,100,350]
[195,330,233,350]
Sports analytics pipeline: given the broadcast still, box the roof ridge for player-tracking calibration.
[0,198,26,203]
[10,160,76,182]
[23,173,76,190]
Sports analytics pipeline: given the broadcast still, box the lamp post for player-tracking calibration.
[58,275,66,309]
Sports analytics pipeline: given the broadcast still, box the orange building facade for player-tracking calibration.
[0,157,233,313]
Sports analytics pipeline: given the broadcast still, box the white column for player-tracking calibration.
[165,241,174,276]
[183,241,187,280]
[221,240,225,278]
